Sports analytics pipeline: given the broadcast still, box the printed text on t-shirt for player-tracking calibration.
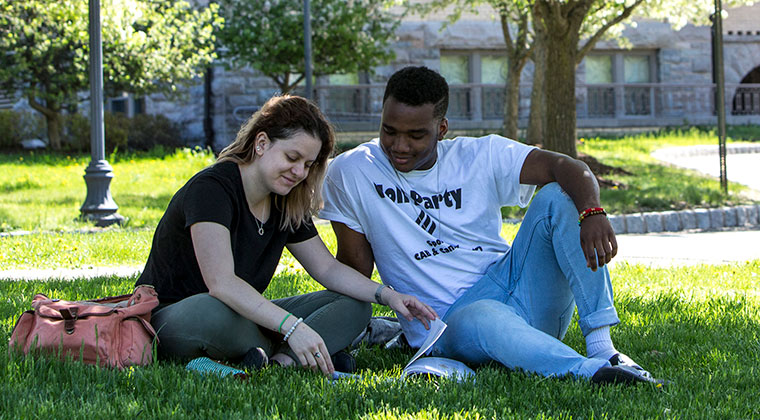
[374,184,462,209]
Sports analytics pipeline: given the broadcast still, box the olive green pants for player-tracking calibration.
[152,290,372,365]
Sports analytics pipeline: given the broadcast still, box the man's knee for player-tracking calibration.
[533,182,572,207]
[448,299,522,335]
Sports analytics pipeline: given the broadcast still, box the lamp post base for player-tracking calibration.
[80,159,125,227]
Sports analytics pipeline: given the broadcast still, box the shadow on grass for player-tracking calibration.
[115,193,174,211]
[1,179,44,193]
[13,196,82,207]
[0,147,185,165]
[600,161,735,213]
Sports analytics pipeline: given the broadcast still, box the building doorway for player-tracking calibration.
[732,66,760,115]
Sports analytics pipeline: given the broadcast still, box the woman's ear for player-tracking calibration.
[255,132,269,155]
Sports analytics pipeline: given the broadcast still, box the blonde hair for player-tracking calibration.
[217,95,335,231]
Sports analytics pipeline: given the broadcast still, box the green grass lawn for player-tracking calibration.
[1,261,758,418]
[577,128,756,214]
[1,130,759,418]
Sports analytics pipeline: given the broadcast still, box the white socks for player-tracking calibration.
[585,326,617,361]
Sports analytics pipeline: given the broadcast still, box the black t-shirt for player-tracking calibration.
[136,161,318,304]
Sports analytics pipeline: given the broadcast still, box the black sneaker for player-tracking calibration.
[331,350,357,373]
[591,353,665,386]
[241,347,269,370]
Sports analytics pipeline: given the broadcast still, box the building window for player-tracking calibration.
[586,55,613,84]
[624,56,651,83]
[318,73,369,119]
[481,55,508,84]
[583,51,656,118]
[440,54,470,84]
[585,55,614,117]
[442,52,513,120]
[440,54,472,118]
[107,94,145,118]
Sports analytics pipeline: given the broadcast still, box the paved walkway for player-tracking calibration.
[612,226,760,268]
[652,143,760,191]
[612,143,760,266]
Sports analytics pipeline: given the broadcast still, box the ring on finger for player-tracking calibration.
[314,351,321,358]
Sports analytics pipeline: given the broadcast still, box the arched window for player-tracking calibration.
[732,66,760,115]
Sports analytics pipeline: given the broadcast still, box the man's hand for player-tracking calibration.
[383,289,438,330]
[580,214,618,271]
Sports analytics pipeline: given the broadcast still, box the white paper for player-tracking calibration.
[404,318,447,370]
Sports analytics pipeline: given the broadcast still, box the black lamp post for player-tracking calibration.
[303,0,313,101]
[80,0,124,226]
[711,0,729,195]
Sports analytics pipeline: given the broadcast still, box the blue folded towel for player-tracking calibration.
[186,357,248,379]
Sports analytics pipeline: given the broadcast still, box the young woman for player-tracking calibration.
[136,95,437,376]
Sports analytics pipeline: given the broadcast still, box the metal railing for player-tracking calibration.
[231,82,760,125]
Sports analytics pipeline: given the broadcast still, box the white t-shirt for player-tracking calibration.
[320,135,536,347]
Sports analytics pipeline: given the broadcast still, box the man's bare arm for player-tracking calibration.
[519,149,617,271]
[331,221,375,278]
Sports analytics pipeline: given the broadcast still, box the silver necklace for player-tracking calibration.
[252,198,268,236]
[253,216,264,236]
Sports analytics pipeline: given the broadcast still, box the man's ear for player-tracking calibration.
[438,117,449,140]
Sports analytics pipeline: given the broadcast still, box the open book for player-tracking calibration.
[332,318,475,382]
[400,318,475,382]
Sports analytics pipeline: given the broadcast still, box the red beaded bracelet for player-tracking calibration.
[578,207,606,225]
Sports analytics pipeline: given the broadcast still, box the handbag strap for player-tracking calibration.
[59,307,78,334]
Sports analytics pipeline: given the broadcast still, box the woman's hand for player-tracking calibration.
[383,289,438,330]
[286,322,334,376]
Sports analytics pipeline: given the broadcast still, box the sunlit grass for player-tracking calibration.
[1,261,758,418]
[0,229,153,269]
[577,128,755,214]
[0,148,215,232]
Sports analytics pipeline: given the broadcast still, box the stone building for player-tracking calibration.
[4,2,759,150]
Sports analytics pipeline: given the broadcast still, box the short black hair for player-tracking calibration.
[383,66,449,120]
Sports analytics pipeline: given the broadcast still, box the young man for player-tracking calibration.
[320,66,664,385]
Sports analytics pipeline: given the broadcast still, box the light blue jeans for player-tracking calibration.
[430,183,619,378]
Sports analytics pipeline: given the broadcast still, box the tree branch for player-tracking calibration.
[515,10,533,59]
[576,0,646,62]
[500,8,516,57]
[26,95,56,120]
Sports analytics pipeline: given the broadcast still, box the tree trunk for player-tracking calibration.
[526,18,546,146]
[543,37,577,158]
[502,63,522,140]
[536,0,592,158]
[27,96,62,150]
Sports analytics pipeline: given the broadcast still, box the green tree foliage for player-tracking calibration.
[0,0,222,150]
[216,0,400,93]
[416,0,754,158]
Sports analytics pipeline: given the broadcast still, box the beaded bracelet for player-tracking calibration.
[278,313,292,334]
[578,207,606,226]
[283,317,304,342]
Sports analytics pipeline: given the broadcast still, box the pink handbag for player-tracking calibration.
[8,285,159,369]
